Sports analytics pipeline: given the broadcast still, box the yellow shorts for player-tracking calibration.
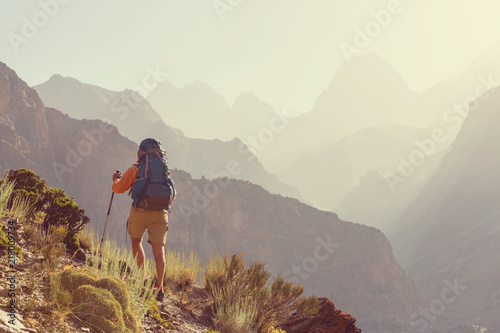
[127,207,168,245]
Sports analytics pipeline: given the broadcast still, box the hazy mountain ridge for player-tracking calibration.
[258,54,440,161]
[390,86,500,329]
[268,124,440,211]
[34,75,303,203]
[147,81,281,142]
[256,55,447,217]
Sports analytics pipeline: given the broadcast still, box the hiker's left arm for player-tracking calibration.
[112,166,137,193]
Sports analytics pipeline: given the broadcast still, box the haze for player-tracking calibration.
[2,0,500,114]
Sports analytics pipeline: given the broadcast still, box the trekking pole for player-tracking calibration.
[99,170,121,252]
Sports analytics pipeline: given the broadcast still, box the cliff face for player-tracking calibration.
[0,62,424,331]
[0,62,54,168]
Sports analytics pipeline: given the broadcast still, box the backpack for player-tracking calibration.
[130,138,175,210]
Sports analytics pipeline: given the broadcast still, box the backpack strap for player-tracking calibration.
[128,163,140,197]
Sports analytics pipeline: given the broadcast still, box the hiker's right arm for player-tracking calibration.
[112,166,138,193]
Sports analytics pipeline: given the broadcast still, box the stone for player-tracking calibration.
[281,297,362,333]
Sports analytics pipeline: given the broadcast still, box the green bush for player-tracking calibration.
[2,169,89,248]
[73,285,129,333]
[42,187,89,248]
[54,268,140,333]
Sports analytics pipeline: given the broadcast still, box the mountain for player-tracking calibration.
[1,61,425,332]
[146,80,232,140]
[257,54,440,162]
[389,86,500,329]
[34,75,302,202]
[256,55,443,213]
[333,144,448,232]
[0,64,54,175]
[266,125,447,211]
[147,81,284,142]
[333,153,440,233]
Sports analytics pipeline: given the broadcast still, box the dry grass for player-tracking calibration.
[164,249,200,291]
[0,180,15,214]
[9,193,34,222]
[85,234,158,323]
[210,283,259,333]
[203,253,319,333]
[0,180,33,221]
[23,221,67,272]
[77,225,94,250]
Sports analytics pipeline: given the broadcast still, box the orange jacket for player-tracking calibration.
[112,165,138,194]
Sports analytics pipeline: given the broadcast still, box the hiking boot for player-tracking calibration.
[156,286,165,302]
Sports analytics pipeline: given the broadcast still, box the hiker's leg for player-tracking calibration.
[131,237,145,269]
[146,210,168,287]
[151,241,165,286]
[128,208,148,269]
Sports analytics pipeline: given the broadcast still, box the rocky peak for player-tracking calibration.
[0,62,53,163]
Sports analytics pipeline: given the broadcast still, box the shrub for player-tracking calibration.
[23,221,67,272]
[204,254,319,333]
[54,268,140,333]
[2,169,90,248]
[73,285,129,333]
[42,187,89,248]
[164,249,200,291]
[40,225,67,271]
[211,283,259,333]
[85,236,158,323]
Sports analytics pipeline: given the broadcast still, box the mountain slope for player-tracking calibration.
[390,86,500,329]
[266,125,439,210]
[34,75,302,202]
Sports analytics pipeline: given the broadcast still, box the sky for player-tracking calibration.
[2,0,500,114]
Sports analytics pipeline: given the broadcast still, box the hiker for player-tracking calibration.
[112,138,176,301]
